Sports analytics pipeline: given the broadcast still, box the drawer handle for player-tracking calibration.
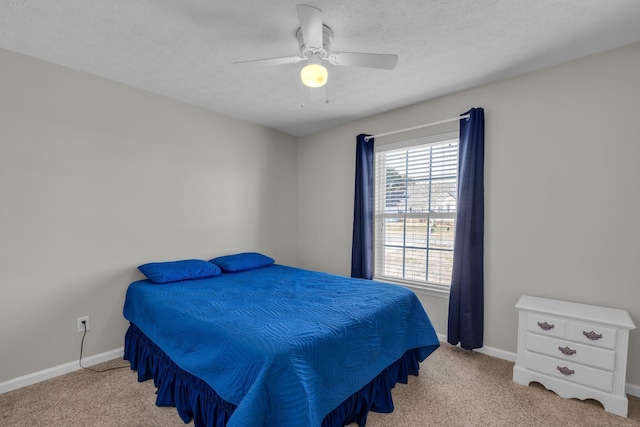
[558,346,577,356]
[537,321,554,331]
[583,330,603,341]
[557,366,575,376]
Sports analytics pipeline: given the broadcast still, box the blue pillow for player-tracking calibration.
[138,259,222,284]
[209,252,275,273]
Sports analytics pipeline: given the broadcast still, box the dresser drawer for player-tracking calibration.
[567,321,617,350]
[525,332,615,371]
[525,351,614,393]
[526,313,566,338]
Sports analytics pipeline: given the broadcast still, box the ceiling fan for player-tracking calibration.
[235,4,398,92]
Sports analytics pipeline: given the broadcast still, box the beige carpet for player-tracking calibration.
[2,343,639,426]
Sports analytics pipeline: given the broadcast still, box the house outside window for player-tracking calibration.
[374,132,458,295]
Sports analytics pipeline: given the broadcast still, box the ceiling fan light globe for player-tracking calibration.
[301,63,328,88]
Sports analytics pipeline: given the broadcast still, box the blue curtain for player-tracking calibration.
[447,108,485,350]
[351,134,374,279]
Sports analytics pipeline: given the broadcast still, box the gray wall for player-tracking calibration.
[298,43,640,386]
[0,49,299,382]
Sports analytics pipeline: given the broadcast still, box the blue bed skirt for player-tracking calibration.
[124,323,424,427]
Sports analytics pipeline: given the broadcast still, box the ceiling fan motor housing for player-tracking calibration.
[297,24,333,62]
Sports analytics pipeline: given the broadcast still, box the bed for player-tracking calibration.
[123,254,440,427]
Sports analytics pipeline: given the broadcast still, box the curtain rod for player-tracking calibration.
[364,114,470,141]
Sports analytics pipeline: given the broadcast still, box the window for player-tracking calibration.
[374,132,458,294]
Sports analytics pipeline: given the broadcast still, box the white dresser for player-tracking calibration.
[513,295,636,417]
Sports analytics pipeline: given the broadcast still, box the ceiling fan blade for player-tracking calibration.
[328,52,398,70]
[234,56,303,66]
[296,4,323,49]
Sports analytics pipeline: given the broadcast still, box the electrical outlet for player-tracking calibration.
[77,316,90,333]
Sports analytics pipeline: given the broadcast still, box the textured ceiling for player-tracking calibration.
[2,1,640,137]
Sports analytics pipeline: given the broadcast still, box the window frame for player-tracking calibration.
[373,131,459,297]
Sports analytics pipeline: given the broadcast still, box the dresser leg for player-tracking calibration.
[602,395,629,418]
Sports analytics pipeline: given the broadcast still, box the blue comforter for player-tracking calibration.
[123,265,439,427]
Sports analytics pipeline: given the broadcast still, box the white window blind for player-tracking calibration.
[374,133,458,291]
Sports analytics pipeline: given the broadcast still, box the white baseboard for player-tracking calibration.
[435,333,639,398]
[0,347,124,394]
[474,343,518,363]
[436,332,517,362]
[626,382,640,398]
